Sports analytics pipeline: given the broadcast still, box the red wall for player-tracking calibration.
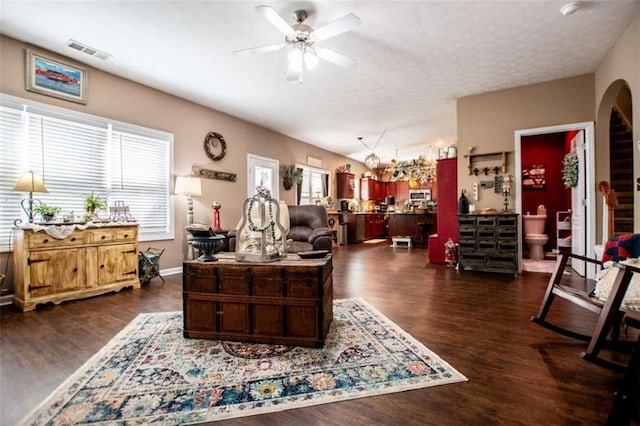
[521,132,571,251]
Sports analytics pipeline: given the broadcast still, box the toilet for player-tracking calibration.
[523,205,549,260]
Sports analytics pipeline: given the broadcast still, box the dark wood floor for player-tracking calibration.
[0,244,633,425]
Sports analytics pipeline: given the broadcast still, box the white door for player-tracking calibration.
[247,154,279,199]
[570,130,586,276]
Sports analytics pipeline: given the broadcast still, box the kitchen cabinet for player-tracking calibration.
[12,224,139,311]
[360,178,385,201]
[364,213,387,239]
[457,214,519,275]
[336,172,355,199]
[387,213,436,247]
[388,181,409,204]
[343,213,385,242]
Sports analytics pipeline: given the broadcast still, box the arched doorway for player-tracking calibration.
[608,83,634,234]
[596,80,635,241]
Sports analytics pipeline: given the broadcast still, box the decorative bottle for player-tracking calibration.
[458,190,469,214]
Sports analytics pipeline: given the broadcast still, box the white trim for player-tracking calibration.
[514,122,596,278]
[247,153,279,199]
[0,294,13,306]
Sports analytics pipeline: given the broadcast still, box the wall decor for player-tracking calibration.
[562,151,579,188]
[203,132,227,161]
[192,166,236,182]
[25,49,87,104]
[522,164,545,190]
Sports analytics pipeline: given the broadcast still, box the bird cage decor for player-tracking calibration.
[236,186,288,263]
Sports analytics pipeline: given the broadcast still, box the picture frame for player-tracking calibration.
[522,164,546,190]
[25,49,87,104]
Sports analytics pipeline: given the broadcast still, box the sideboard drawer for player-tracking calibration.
[90,229,116,243]
[29,230,87,248]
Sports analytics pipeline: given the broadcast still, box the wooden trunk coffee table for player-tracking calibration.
[183,253,333,347]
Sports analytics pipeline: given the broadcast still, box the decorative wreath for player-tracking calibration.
[204,132,227,161]
[562,151,579,188]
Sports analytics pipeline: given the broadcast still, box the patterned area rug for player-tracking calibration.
[22,298,467,425]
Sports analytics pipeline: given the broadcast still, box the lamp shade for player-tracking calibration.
[12,171,48,193]
[175,176,202,196]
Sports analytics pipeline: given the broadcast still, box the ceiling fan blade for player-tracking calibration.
[317,48,358,69]
[256,5,295,36]
[313,13,361,41]
[233,44,285,56]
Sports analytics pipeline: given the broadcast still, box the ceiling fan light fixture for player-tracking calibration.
[288,49,303,71]
[303,52,319,69]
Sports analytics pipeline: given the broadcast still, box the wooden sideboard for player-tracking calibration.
[183,253,333,347]
[12,224,139,311]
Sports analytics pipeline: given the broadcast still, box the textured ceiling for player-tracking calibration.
[1,1,638,165]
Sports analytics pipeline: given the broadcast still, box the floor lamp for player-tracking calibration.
[12,171,49,224]
[175,176,202,259]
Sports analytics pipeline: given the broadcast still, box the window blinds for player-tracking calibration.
[0,94,174,250]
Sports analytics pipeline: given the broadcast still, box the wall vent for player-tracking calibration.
[67,39,112,60]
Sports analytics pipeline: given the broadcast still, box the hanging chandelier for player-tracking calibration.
[359,129,386,170]
[364,152,381,169]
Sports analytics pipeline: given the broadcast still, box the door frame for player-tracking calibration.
[247,154,279,200]
[514,122,596,278]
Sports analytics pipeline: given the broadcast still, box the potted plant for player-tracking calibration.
[280,165,303,190]
[83,193,107,214]
[34,203,61,222]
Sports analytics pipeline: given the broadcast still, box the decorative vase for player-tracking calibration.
[191,235,225,262]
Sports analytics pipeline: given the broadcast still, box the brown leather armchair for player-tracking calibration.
[228,205,332,253]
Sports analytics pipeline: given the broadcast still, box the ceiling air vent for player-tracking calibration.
[67,39,112,60]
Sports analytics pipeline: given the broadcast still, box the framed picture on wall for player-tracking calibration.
[522,164,546,190]
[25,49,87,104]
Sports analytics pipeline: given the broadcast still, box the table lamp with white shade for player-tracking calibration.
[12,171,49,224]
[174,176,202,226]
[175,176,202,260]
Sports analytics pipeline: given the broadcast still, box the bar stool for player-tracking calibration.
[417,223,429,248]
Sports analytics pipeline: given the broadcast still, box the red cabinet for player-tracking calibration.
[360,178,385,201]
[364,213,386,239]
[428,158,458,263]
[336,173,355,199]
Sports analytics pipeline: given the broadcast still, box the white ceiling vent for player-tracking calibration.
[67,39,112,60]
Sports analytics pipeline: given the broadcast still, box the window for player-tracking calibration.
[247,154,279,199]
[296,164,329,205]
[0,94,173,251]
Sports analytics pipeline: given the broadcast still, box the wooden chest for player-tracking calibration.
[183,253,333,347]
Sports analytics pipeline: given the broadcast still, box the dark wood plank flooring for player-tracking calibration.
[0,244,632,425]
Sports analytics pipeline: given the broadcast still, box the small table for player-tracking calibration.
[183,253,333,347]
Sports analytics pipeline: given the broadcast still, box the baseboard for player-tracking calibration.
[0,294,13,306]
[160,266,182,277]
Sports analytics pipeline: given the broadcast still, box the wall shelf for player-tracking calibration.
[464,151,510,175]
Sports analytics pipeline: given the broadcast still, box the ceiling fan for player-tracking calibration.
[233,6,361,82]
